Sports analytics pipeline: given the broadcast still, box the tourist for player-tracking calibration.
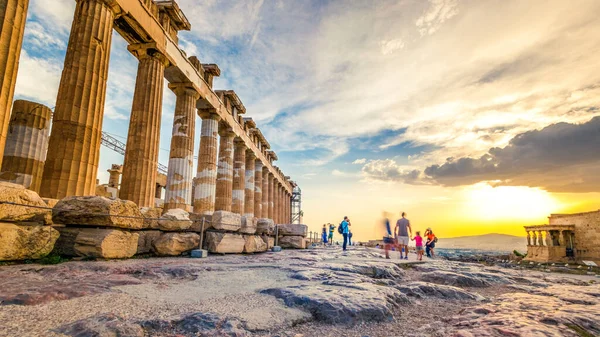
[328,223,335,246]
[411,231,424,261]
[321,224,328,246]
[425,228,436,258]
[340,216,351,251]
[395,212,412,260]
[383,213,395,259]
[348,230,353,246]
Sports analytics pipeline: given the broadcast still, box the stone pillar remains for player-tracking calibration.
[193,110,220,214]
[107,164,122,188]
[41,0,115,199]
[273,181,278,223]
[214,125,234,212]
[120,46,168,208]
[262,166,269,218]
[164,84,200,211]
[253,160,263,218]
[0,100,50,192]
[0,0,29,170]
[244,151,255,218]
[268,173,274,220]
[232,138,246,215]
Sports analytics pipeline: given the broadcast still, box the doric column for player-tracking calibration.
[193,110,220,214]
[40,0,115,198]
[285,191,290,223]
[0,100,50,192]
[214,125,234,211]
[120,47,168,207]
[232,138,246,215]
[254,160,263,218]
[244,151,255,218]
[273,181,279,223]
[278,184,283,223]
[0,0,29,169]
[268,173,274,220]
[164,84,199,211]
[262,166,269,218]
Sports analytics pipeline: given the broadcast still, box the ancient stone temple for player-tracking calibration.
[524,210,600,263]
[0,0,302,261]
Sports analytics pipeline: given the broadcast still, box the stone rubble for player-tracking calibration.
[0,223,59,261]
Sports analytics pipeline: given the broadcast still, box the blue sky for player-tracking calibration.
[13,0,600,238]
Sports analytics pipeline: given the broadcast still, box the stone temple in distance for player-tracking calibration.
[0,0,308,261]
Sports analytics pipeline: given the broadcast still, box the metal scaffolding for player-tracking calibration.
[100,132,168,175]
[291,186,302,224]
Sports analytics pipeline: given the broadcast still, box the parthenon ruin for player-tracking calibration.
[0,0,302,260]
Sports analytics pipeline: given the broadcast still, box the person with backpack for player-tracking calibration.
[328,223,335,246]
[425,227,437,258]
[339,216,351,251]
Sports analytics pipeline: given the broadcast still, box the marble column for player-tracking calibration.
[532,231,538,246]
[244,151,255,218]
[231,138,246,215]
[0,0,29,170]
[164,84,199,211]
[559,231,566,246]
[268,173,274,220]
[40,0,115,199]
[262,166,269,218]
[545,230,553,247]
[538,231,544,246]
[273,181,279,223]
[0,100,50,192]
[193,110,220,214]
[254,160,263,218]
[214,125,234,212]
[120,48,168,208]
[107,164,122,188]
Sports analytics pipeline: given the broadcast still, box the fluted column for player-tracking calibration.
[215,125,234,211]
[40,0,115,198]
[107,165,122,188]
[120,48,167,207]
[254,160,263,218]
[268,173,274,220]
[273,181,279,223]
[262,166,269,218]
[193,110,220,214]
[0,100,50,192]
[0,0,29,169]
[232,138,246,215]
[244,151,255,218]
[164,84,199,211]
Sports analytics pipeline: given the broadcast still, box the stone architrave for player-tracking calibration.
[52,196,144,229]
[193,110,220,214]
[0,100,51,192]
[211,210,241,231]
[41,0,115,199]
[231,138,246,215]
[261,166,269,219]
[253,160,263,218]
[244,150,255,218]
[214,125,234,212]
[256,218,275,235]
[0,223,59,261]
[0,181,49,223]
[240,215,257,234]
[278,224,308,237]
[0,0,29,170]
[204,232,245,254]
[120,47,168,208]
[157,208,193,231]
[164,84,200,211]
[53,227,139,259]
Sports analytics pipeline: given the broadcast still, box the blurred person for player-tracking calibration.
[395,212,412,260]
[411,231,424,261]
[328,223,335,246]
[425,228,437,258]
[340,216,351,251]
[321,224,328,246]
[382,212,395,259]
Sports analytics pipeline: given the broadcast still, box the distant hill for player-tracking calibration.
[435,233,527,253]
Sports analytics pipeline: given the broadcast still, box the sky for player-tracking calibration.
[13,0,600,240]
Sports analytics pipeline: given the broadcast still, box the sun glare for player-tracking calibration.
[466,183,560,222]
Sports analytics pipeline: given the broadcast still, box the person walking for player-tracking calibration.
[383,213,395,259]
[340,216,351,251]
[411,231,424,261]
[321,224,328,246]
[425,228,436,258]
[395,212,412,260]
[328,223,335,246]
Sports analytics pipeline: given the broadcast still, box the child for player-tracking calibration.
[411,231,424,261]
[321,224,328,246]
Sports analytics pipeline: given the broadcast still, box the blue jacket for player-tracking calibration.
[341,220,349,234]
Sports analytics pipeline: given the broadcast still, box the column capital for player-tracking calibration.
[168,82,200,100]
[127,43,170,66]
[218,124,235,137]
[246,148,257,159]
[234,137,246,148]
[198,108,220,120]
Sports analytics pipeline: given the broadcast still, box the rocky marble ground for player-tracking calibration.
[0,247,598,337]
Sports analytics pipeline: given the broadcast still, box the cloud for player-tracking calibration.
[361,159,431,185]
[352,158,366,164]
[415,0,459,36]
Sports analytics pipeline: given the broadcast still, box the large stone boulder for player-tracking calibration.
[278,224,308,237]
[53,227,138,259]
[42,198,59,225]
[256,218,274,235]
[140,207,162,229]
[188,213,211,232]
[157,208,193,231]
[205,232,245,254]
[53,196,144,229]
[279,235,306,249]
[261,235,275,249]
[0,181,49,223]
[211,211,241,231]
[0,223,59,261]
[136,230,162,255]
[240,216,257,234]
[243,235,267,253]
[152,233,200,256]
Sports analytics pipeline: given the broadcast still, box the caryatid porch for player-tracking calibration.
[524,224,575,262]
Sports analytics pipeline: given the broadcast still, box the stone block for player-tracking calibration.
[204,232,245,254]
[136,230,162,255]
[157,208,193,231]
[279,235,306,249]
[140,207,162,229]
[0,181,49,224]
[243,235,268,253]
[188,213,211,232]
[240,216,257,234]
[277,224,308,237]
[152,233,200,256]
[0,223,59,261]
[261,235,275,249]
[53,196,144,229]
[42,198,59,225]
[256,218,275,235]
[191,249,208,258]
[211,211,241,232]
[53,227,138,259]
[271,246,282,252]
